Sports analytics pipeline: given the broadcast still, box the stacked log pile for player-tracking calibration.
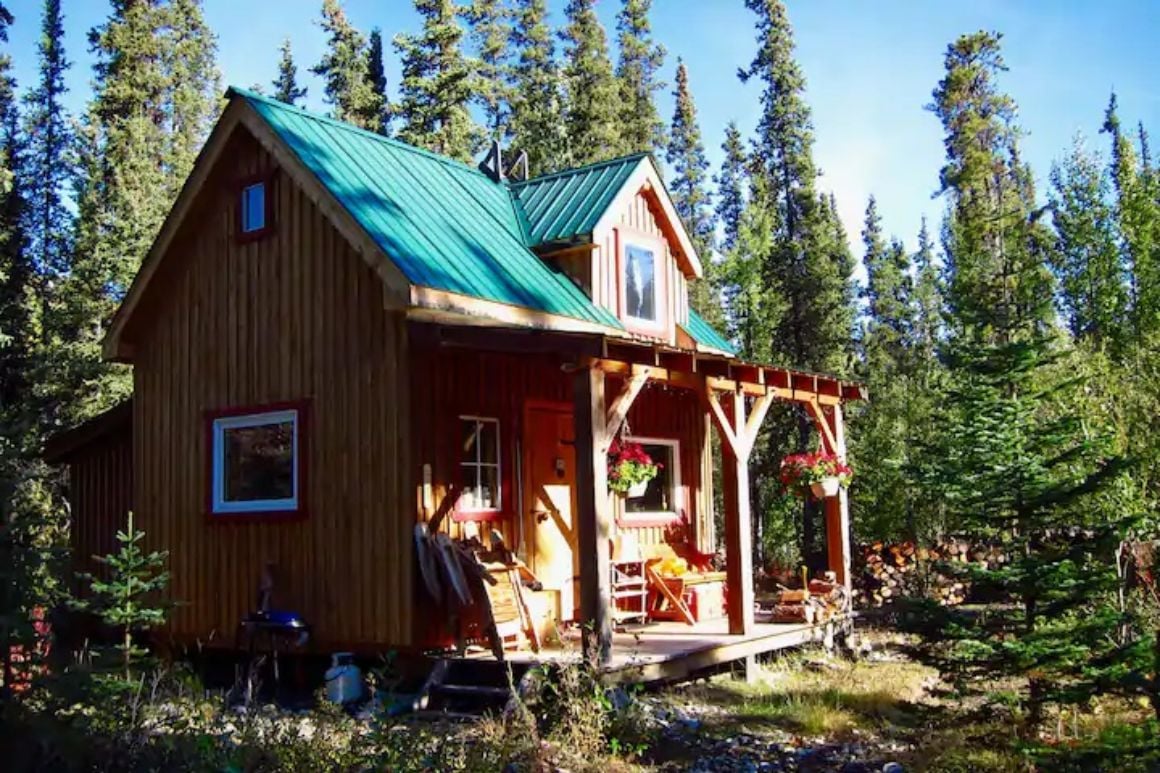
[765,572,852,624]
[854,540,1008,608]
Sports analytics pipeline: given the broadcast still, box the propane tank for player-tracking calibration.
[325,652,364,705]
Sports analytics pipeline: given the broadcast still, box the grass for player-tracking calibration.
[666,650,937,740]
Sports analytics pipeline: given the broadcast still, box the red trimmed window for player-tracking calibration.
[208,403,305,517]
[619,436,682,527]
[457,416,502,516]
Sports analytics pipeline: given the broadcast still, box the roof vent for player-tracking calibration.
[478,140,505,182]
[508,150,529,182]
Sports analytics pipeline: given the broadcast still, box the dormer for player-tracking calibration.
[510,154,703,346]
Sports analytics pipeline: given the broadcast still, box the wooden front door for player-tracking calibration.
[523,402,579,623]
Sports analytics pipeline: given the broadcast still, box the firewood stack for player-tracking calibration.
[854,540,1008,608]
[766,571,852,624]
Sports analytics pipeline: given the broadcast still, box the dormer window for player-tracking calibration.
[624,244,658,323]
[241,182,266,233]
[618,235,668,335]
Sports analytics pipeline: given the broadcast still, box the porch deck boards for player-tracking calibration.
[468,616,851,684]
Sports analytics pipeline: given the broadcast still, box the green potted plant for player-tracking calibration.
[779,451,853,499]
[607,439,661,497]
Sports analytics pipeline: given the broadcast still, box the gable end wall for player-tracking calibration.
[131,127,412,650]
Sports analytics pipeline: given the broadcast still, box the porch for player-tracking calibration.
[468,616,855,685]
[412,323,865,673]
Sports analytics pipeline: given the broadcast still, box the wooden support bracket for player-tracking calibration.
[605,368,649,440]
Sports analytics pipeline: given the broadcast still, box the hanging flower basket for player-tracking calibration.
[810,477,841,499]
[780,451,853,500]
[608,439,661,496]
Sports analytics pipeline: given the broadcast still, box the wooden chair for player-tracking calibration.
[476,561,541,660]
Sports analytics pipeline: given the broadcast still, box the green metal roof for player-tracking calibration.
[683,309,736,355]
[510,154,648,246]
[232,87,622,329]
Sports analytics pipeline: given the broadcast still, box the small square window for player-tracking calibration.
[241,182,266,234]
[624,244,658,323]
[624,438,680,516]
[210,407,301,515]
[459,417,501,511]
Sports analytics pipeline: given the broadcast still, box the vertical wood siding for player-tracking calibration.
[66,426,133,589]
[130,128,412,651]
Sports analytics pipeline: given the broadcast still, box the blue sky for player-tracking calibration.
[5,0,1159,258]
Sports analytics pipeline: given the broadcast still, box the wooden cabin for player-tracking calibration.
[48,88,864,672]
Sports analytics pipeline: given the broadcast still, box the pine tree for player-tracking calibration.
[508,0,566,174]
[362,28,389,134]
[272,37,307,105]
[22,0,71,278]
[1049,135,1127,348]
[312,0,378,130]
[559,0,622,165]
[466,0,511,142]
[1102,93,1160,341]
[615,0,665,157]
[394,0,481,161]
[733,0,857,567]
[666,59,718,328]
[714,121,746,252]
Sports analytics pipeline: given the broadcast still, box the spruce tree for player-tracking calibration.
[929,31,1139,727]
[272,37,307,105]
[1102,93,1160,341]
[930,31,1055,345]
[615,0,665,157]
[58,0,219,426]
[666,59,719,328]
[714,121,746,252]
[850,197,918,539]
[312,0,378,130]
[160,0,220,203]
[911,218,942,367]
[733,0,857,567]
[509,0,566,174]
[559,0,622,165]
[22,0,71,278]
[465,0,511,142]
[394,0,481,161]
[1049,135,1127,348]
[0,5,63,696]
[362,28,389,134]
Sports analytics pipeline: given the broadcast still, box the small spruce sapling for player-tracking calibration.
[82,511,170,680]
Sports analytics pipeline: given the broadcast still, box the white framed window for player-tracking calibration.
[459,416,501,511]
[623,243,659,324]
[240,181,267,233]
[210,407,300,515]
[623,436,682,517]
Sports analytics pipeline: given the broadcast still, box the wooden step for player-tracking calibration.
[433,684,512,700]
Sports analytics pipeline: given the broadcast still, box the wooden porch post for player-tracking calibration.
[720,391,755,636]
[803,399,853,592]
[707,386,771,637]
[574,365,613,664]
[823,403,852,592]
